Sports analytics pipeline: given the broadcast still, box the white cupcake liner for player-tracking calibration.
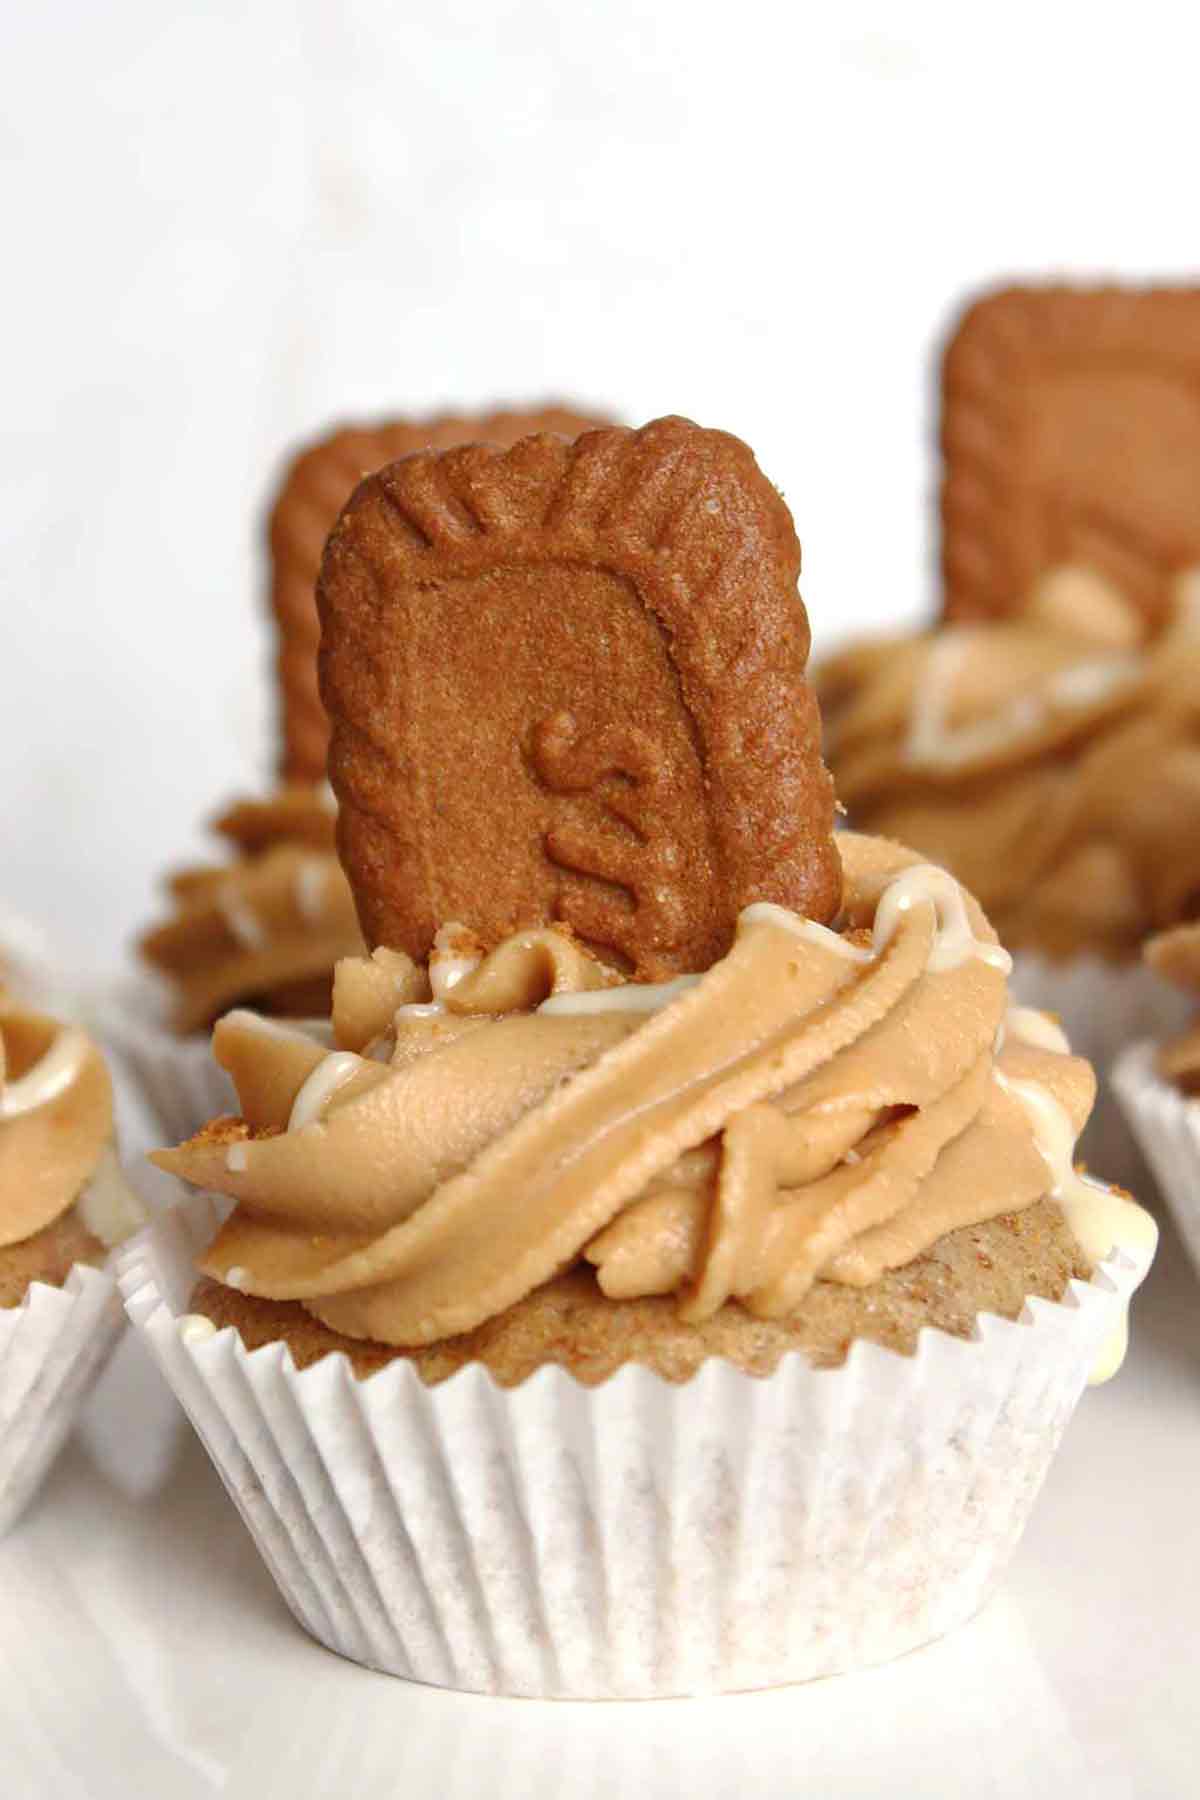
[100,980,234,1147]
[1112,1041,1200,1278]
[0,1263,127,1537]
[1009,951,1191,1195]
[117,1193,1143,1699]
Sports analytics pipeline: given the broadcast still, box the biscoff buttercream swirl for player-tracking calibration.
[1144,921,1200,1092]
[140,784,364,1033]
[153,835,1154,1378]
[1,1006,142,1253]
[819,567,1200,961]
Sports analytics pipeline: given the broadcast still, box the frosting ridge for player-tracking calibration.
[141,784,364,1032]
[153,836,1154,1379]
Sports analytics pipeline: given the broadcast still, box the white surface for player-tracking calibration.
[4,0,1200,973]
[0,1211,1195,1798]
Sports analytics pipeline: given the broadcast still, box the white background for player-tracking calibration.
[3,0,1198,971]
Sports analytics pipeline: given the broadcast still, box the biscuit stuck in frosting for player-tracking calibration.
[154,837,1154,1383]
[317,415,842,978]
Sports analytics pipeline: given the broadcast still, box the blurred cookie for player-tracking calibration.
[318,414,841,978]
[942,284,1200,626]
[270,407,610,779]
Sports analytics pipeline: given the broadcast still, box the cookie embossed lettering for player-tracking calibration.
[531,711,690,966]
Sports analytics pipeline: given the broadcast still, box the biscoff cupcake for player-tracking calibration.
[1,997,144,1535]
[120,417,1155,1698]
[819,565,1200,1186]
[105,783,365,1142]
[1114,924,1200,1275]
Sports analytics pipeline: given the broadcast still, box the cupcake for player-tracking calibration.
[1,995,145,1534]
[818,564,1200,1186]
[1114,924,1200,1275]
[105,783,364,1143]
[120,416,1155,1698]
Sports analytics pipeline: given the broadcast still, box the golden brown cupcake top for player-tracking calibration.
[1,1005,142,1266]
[819,566,1200,962]
[140,784,365,1034]
[154,836,1154,1379]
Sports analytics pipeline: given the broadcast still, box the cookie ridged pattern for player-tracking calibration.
[941,284,1200,626]
[317,416,840,978]
[268,409,609,782]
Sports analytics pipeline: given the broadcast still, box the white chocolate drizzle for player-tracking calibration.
[76,1145,146,1248]
[872,865,1012,974]
[540,975,702,1016]
[217,885,268,951]
[178,1314,218,1345]
[287,1050,365,1131]
[906,628,1140,772]
[294,857,328,923]
[0,1024,90,1120]
[397,922,483,1021]
[993,1068,1157,1383]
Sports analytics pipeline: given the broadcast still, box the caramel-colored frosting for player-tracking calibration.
[1145,921,1200,1092]
[1,1006,142,1254]
[140,785,365,1033]
[819,567,1200,962]
[153,835,1154,1379]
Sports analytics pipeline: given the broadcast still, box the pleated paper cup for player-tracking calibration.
[0,1263,127,1537]
[117,1194,1145,1699]
[1009,952,1191,1195]
[100,979,235,1147]
[1113,1042,1200,1278]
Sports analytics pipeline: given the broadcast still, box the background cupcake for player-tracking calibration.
[817,285,1200,1188]
[1114,925,1200,1277]
[105,783,364,1142]
[819,564,1200,1185]
[122,418,1155,1696]
[1,995,144,1535]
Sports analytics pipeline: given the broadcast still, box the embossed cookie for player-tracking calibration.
[317,414,841,979]
[270,406,610,780]
[942,285,1200,627]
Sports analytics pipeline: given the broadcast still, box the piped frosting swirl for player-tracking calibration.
[154,835,1154,1380]
[1,1006,143,1256]
[140,784,364,1033]
[818,566,1200,961]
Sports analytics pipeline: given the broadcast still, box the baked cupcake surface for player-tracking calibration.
[155,834,1148,1386]
[139,784,364,1034]
[818,566,1200,963]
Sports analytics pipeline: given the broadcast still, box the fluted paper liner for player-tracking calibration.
[100,979,236,1146]
[1113,1042,1200,1276]
[0,1263,126,1537]
[1010,952,1190,1194]
[118,1195,1139,1698]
